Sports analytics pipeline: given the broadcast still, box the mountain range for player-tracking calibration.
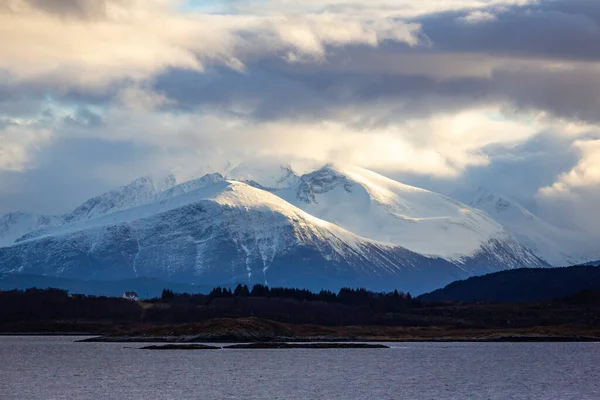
[0,161,597,294]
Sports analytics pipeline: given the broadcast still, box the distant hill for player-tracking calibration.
[0,274,214,299]
[419,265,600,303]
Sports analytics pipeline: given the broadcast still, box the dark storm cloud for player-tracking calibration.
[5,0,598,127]
[490,66,600,123]
[416,0,600,61]
[153,66,337,121]
[153,60,600,128]
[144,0,600,126]
[153,58,496,127]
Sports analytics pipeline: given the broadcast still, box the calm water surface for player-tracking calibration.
[1,336,599,400]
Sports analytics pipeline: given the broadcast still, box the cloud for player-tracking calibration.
[0,137,170,214]
[458,11,497,24]
[536,139,600,236]
[0,120,51,172]
[41,99,543,181]
[0,0,423,88]
[540,139,600,196]
[218,0,536,18]
[0,0,600,242]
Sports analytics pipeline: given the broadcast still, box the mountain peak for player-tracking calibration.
[296,165,354,204]
[283,165,536,262]
[157,173,225,200]
[469,188,535,220]
[471,188,512,213]
[227,160,300,189]
[0,212,61,246]
[465,187,600,266]
[63,173,177,223]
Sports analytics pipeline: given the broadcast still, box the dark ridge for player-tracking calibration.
[419,265,600,302]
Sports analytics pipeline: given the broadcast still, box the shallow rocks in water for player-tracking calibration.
[141,344,221,350]
[139,342,389,350]
[224,342,389,349]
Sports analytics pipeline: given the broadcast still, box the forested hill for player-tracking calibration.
[419,265,600,303]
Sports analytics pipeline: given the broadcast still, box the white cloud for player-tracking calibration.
[43,101,542,179]
[0,0,423,88]
[0,122,51,172]
[458,11,498,24]
[117,86,173,111]
[539,139,600,195]
[221,0,536,18]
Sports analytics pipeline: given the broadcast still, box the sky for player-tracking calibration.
[1,0,600,237]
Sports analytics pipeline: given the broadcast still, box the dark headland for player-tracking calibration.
[2,266,600,343]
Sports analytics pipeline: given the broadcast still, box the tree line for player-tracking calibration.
[2,283,599,333]
[160,284,416,309]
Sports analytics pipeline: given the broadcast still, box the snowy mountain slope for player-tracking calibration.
[269,164,542,270]
[0,212,61,247]
[468,189,600,266]
[0,175,178,247]
[62,174,177,223]
[0,178,469,293]
[0,164,562,293]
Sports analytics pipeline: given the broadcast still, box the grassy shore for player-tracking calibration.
[78,317,600,343]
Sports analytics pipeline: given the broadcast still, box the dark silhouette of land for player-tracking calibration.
[420,265,600,302]
[2,266,600,342]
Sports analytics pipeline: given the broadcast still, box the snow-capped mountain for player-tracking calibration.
[0,177,471,293]
[272,165,542,270]
[2,174,179,245]
[468,188,600,266]
[0,163,553,293]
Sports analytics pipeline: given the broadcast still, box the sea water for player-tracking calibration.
[1,336,599,400]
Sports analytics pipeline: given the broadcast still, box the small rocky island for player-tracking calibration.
[224,342,389,349]
[141,342,389,350]
[141,344,221,350]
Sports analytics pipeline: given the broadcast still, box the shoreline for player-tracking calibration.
[4,317,600,344]
[1,332,599,343]
[79,336,600,343]
[0,332,99,336]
